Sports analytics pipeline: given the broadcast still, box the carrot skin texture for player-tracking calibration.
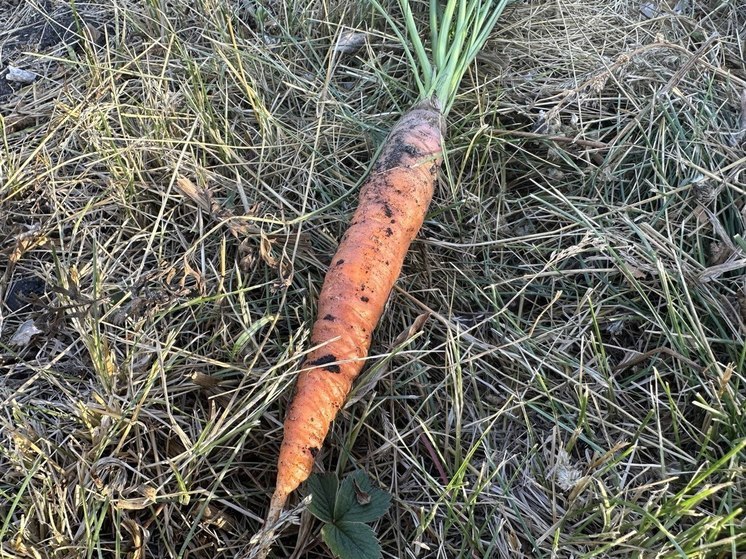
[267,102,443,522]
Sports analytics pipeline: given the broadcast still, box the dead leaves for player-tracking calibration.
[9,319,42,347]
[391,312,430,347]
[4,223,48,269]
[175,175,294,286]
[175,175,258,239]
[333,30,367,55]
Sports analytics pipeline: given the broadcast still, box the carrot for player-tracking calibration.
[265,101,443,524]
[261,0,509,536]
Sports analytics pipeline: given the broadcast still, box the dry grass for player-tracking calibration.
[1,0,744,557]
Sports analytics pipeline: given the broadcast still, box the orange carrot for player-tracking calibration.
[260,0,509,538]
[265,101,443,524]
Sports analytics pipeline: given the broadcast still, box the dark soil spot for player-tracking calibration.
[374,134,405,171]
[5,277,48,312]
[403,144,420,156]
[307,354,341,374]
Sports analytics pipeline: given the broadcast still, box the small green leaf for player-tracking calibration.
[322,521,382,559]
[307,473,338,523]
[335,471,391,523]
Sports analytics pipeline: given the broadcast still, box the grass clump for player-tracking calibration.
[1,0,744,557]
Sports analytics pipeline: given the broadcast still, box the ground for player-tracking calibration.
[1,0,744,558]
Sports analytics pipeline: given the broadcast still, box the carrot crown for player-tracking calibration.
[372,0,509,115]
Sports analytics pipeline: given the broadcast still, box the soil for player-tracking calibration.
[0,0,90,105]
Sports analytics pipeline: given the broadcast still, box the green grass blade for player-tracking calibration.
[369,0,426,97]
[399,0,434,95]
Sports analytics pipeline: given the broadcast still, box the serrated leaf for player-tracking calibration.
[306,473,338,523]
[335,471,391,523]
[322,521,382,559]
